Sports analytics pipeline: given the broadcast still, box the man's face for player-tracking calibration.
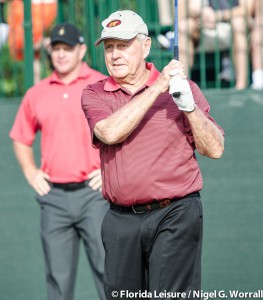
[50,43,85,76]
[103,37,151,83]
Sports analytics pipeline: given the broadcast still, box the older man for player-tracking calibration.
[82,10,224,300]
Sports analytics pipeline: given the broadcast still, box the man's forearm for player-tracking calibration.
[94,84,162,145]
[13,141,38,181]
[185,106,224,159]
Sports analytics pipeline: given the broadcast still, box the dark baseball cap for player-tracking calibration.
[50,23,85,46]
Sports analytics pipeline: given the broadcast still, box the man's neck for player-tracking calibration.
[117,67,150,94]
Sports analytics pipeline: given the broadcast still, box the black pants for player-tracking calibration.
[101,193,203,300]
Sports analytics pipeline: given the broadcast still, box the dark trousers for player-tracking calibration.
[101,193,203,300]
[36,185,109,300]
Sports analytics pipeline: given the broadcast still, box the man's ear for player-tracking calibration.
[143,37,151,59]
[79,44,87,60]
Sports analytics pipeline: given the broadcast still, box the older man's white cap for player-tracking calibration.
[94,10,148,46]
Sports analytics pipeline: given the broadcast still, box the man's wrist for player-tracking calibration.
[183,103,196,113]
[24,166,38,181]
[151,83,163,97]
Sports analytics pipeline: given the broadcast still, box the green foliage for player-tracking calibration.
[0,45,24,97]
[0,0,170,98]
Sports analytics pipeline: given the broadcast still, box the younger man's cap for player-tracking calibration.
[50,23,84,46]
[94,10,148,46]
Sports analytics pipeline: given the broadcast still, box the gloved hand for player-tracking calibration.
[169,70,195,112]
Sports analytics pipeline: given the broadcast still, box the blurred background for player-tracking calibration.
[0,0,263,299]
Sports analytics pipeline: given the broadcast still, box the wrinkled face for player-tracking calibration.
[103,36,151,84]
[50,43,86,76]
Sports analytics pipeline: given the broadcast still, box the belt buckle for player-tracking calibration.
[131,205,145,214]
[159,199,171,208]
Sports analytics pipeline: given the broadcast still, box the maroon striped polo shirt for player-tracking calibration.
[82,63,224,206]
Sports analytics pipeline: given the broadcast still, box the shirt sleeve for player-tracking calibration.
[81,84,112,148]
[184,80,225,144]
[9,91,40,145]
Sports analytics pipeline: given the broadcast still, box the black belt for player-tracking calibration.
[49,180,89,191]
[110,192,200,214]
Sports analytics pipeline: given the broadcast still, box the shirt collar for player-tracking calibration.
[104,62,160,92]
[49,62,92,84]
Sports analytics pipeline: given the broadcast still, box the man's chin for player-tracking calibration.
[57,69,71,77]
[110,71,128,80]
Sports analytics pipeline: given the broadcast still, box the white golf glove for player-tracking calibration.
[169,71,195,112]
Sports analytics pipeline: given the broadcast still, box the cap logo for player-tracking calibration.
[58,27,65,36]
[106,20,121,28]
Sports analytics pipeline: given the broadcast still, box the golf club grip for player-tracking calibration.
[173,92,181,98]
[173,1,180,99]
[174,45,179,61]
[173,45,181,98]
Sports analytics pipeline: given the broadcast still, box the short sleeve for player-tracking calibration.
[81,84,112,148]
[9,91,40,145]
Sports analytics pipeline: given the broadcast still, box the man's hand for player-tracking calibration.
[88,169,102,191]
[154,60,185,94]
[12,141,50,196]
[169,70,195,112]
[25,168,51,196]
